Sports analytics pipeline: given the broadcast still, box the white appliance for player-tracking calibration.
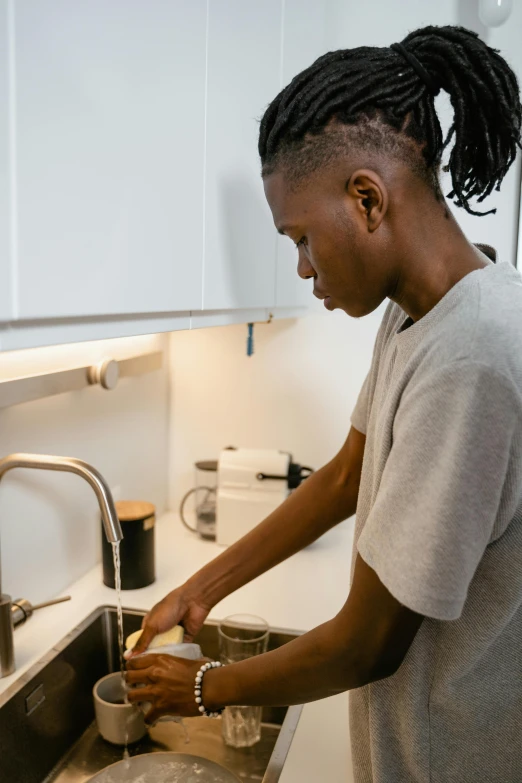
[216,447,312,547]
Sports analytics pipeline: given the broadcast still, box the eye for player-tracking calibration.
[294,237,307,249]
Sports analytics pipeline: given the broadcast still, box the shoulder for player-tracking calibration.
[406,262,522,385]
[470,262,522,382]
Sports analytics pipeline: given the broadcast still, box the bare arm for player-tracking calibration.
[132,427,366,653]
[126,554,423,720]
[202,554,423,709]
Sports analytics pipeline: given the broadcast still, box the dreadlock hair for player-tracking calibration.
[259,25,521,216]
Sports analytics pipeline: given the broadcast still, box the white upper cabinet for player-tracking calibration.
[275,0,327,309]
[202,0,281,311]
[1,0,327,351]
[0,0,12,323]
[14,0,206,320]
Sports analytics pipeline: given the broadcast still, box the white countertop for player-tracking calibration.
[1,512,355,782]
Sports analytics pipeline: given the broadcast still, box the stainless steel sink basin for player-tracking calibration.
[0,606,303,783]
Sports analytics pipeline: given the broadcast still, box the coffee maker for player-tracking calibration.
[179,447,313,546]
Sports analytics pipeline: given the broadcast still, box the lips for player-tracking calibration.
[313,289,328,300]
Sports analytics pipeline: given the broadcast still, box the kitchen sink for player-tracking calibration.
[0,606,303,783]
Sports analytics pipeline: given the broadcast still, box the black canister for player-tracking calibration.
[102,500,156,590]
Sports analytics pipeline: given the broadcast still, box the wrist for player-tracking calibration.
[185,567,227,610]
[182,573,212,608]
[202,665,235,711]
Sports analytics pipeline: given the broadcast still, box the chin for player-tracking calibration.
[340,301,365,318]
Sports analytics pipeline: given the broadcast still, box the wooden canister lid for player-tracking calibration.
[115,500,156,522]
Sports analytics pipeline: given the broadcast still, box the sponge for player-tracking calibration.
[125,625,184,653]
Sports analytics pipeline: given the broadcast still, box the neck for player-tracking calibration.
[387,203,491,323]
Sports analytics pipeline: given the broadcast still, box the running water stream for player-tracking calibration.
[111,541,130,761]
[111,541,126,683]
[111,541,190,758]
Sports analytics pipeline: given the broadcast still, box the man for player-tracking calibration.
[127,25,522,782]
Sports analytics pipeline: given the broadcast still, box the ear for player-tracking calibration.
[346,169,388,232]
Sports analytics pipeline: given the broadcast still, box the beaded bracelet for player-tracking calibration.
[194,661,225,718]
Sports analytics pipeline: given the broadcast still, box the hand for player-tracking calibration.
[128,582,211,657]
[125,654,214,724]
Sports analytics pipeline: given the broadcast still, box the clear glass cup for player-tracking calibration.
[218,613,269,748]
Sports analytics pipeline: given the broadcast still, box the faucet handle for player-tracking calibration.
[12,595,72,627]
[0,593,15,678]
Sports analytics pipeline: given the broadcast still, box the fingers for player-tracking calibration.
[129,625,157,658]
[126,654,158,670]
[126,668,152,686]
[126,686,155,704]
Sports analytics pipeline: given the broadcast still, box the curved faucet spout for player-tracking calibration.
[0,453,123,555]
[0,453,123,678]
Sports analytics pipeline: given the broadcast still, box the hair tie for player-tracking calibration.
[390,42,440,96]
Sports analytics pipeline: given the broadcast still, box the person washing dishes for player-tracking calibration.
[127,25,522,783]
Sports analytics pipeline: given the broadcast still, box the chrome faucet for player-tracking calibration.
[0,454,123,678]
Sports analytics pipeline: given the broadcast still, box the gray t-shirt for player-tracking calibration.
[349,246,522,783]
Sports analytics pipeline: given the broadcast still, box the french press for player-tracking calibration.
[179,460,218,540]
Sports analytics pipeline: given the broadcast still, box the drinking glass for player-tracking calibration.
[218,614,269,748]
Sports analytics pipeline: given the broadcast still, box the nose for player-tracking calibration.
[297,249,315,281]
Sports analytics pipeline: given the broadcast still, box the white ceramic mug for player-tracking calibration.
[93,672,147,745]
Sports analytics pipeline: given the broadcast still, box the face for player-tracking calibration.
[263,165,392,318]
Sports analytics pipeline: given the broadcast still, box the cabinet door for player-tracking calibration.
[203,0,281,311]
[15,0,206,320]
[0,0,12,322]
[275,0,327,308]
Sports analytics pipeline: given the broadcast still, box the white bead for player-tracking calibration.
[199,706,205,713]
[195,689,201,696]
[195,697,202,704]
[195,676,202,683]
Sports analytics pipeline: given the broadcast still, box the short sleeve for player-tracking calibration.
[351,370,371,435]
[357,361,522,621]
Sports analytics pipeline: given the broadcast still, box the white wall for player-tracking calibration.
[0,333,169,603]
[168,307,382,509]
[168,0,522,511]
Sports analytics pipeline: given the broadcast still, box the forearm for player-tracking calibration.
[127,557,423,719]
[188,458,359,608]
[203,615,375,709]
